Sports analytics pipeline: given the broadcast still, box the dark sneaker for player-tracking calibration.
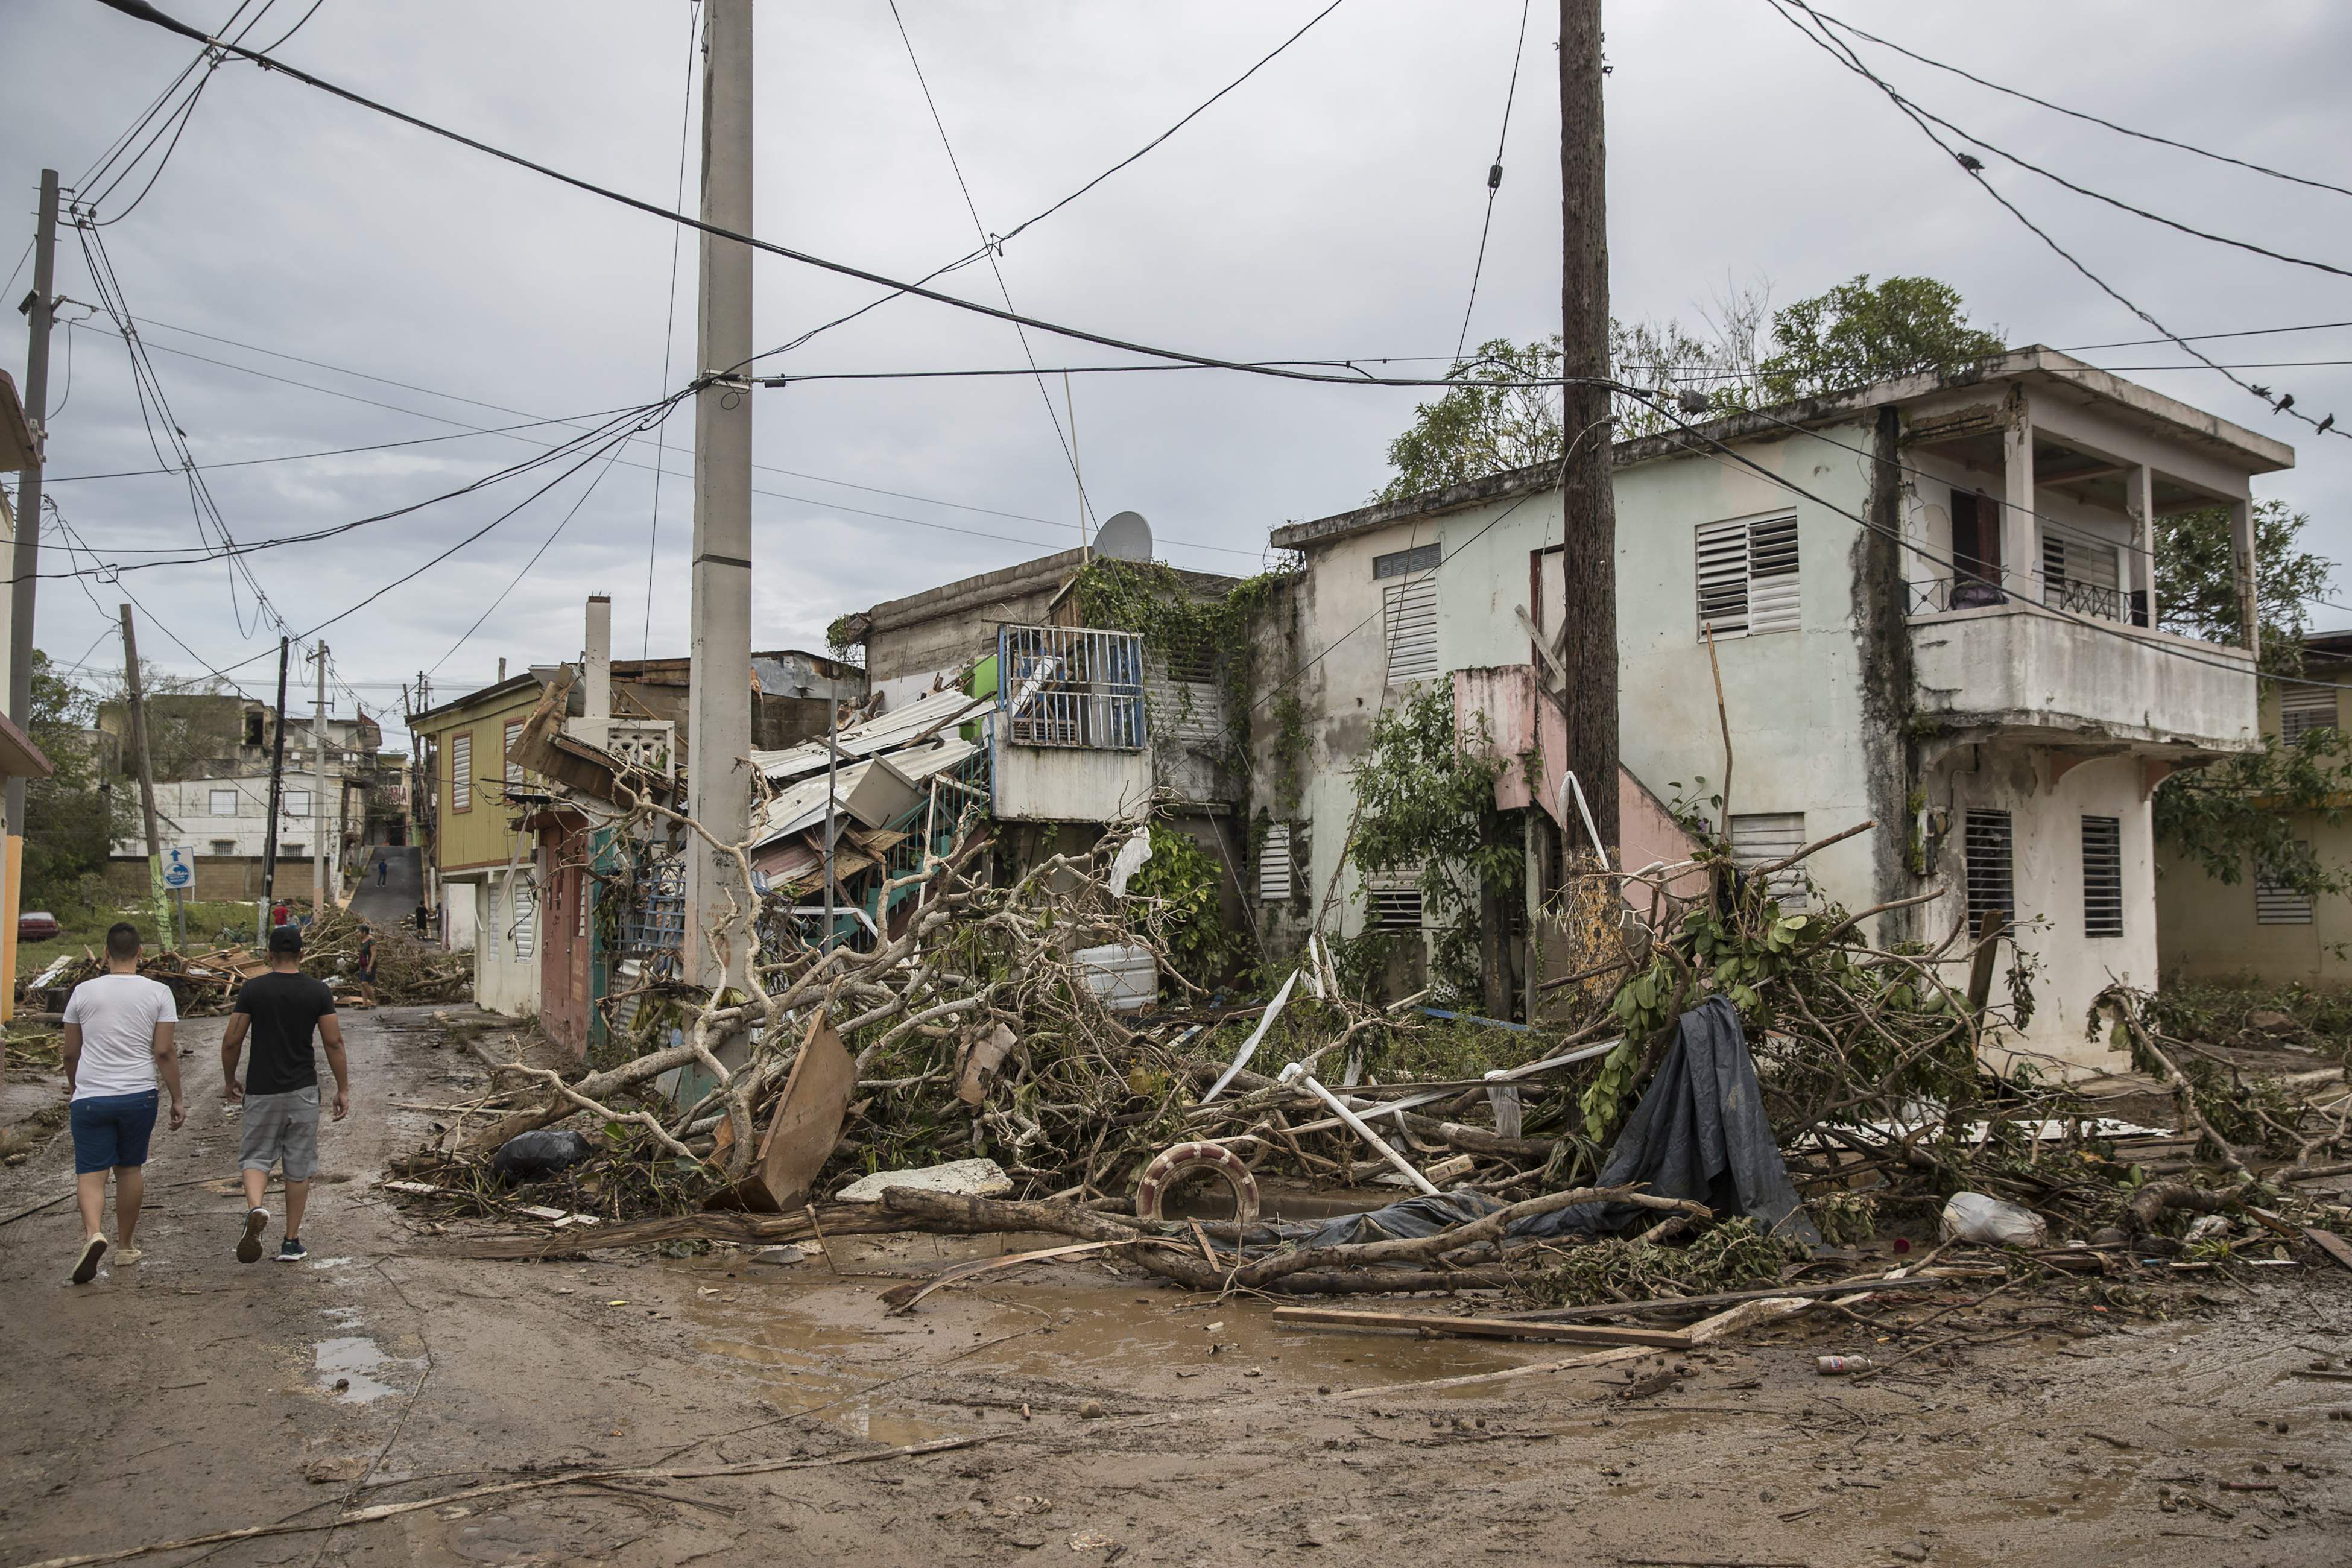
[236,1207,269,1264]
[274,1238,308,1263]
[69,1233,108,1285]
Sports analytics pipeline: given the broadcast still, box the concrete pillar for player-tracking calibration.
[2230,496,2259,658]
[2128,464,2156,627]
[584,595,612,723]
[2001,411,2036,601]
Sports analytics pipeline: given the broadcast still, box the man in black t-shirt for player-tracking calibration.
[220,924,350,1263]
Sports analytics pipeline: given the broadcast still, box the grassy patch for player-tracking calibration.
[33,897,267,955]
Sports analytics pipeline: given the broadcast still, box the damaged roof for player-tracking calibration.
[1269,346,2298,553]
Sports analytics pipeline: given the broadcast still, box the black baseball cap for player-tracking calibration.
[268,923,303,955]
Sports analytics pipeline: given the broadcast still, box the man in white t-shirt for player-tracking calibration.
[60,922,184,1283]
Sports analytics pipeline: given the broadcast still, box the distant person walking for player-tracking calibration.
[355,922,376,1004]
[220,923,349,1263]
[375,852,388,887]
[270,899,290,931]
[413,900,431,940]
[60,923,184,1282]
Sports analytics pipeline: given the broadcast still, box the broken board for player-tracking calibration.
[705,1015,855,1214]
[1271,1306,1693,1349]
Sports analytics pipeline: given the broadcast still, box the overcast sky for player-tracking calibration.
[5,0,2347,743]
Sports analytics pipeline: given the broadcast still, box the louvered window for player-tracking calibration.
[2280,685,2338,743]
[1365,867,1424,930]
[1373,543,1441,580]
[1730,812,1809,908]
[449,731,472,812]
[1964,809,2015,932]
[2257,844,2315,925]
[511,875,536,958]
[1258,823,1295,901]
[505,720,525,786]
[1695,514,1800,639]
[1382,575,1440,684]
[2081,815,2123,938]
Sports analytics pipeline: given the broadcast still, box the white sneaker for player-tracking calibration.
[70,1233,107,1285]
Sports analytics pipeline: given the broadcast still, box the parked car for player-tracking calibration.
[17,911,60,943]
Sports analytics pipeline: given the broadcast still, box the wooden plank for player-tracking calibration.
[705,1014,856,1214]
[1492,1271,1956,1323]
[2306,1227,2352,1273]
[1271,1305,1692,1349]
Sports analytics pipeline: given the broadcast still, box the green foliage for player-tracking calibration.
[1350,687,1516,999]
[1756,274,2005,402]
[1070,557,1294,777]
[1269,695,1308,815]
[823,614,866,668]
[25,651,132,909]
[2153,723,2352,897]
[2148,978,2352,1067]
[2157,499,2330,678]
[1123,822,1248,988]
[1519,1216,1809,1309]
[1379,337,1567,501]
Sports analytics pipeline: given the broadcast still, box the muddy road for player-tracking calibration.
[4,1006,2349,1567]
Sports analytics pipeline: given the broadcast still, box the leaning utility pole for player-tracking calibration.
[118,604,171,943]
[7,171,60,913]
[683,0,756,993]
[1553,1,1619,861]
[256,636,291,938]
[312,642,329,914]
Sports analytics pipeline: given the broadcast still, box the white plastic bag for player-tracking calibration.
[1938,1190,2049,1248]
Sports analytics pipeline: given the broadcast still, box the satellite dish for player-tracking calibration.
[1094,511,1153,563]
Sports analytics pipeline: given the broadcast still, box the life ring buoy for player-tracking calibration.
[1133,1140,1262,1225]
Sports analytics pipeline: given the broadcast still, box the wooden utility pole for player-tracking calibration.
[256,636,291,939]
[683,0,756,991]
[7,170,60,994]
[118,604,171,943]
[1554,0,1619,861]
[311,641,329,913]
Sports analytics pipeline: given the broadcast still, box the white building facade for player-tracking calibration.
[1256,350,2288,1072]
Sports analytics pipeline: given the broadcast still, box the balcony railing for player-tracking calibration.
[1908,576,2140,627]
[998,625,1147,751]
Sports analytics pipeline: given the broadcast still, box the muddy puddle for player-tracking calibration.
[666,1231,1559,1442]
[315,1335,416,1403]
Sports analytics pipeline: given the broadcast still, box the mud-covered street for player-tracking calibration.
[1,1007,2347,1568]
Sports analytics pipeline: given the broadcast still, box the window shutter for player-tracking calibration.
[1382,576,1440,684]
[1696,514,1800,639]
[2081,815,2123,937]
[1258,823,1295,901]
[505,720,524,786]
[1695,518,1750,636]
[1366,865,1425,929]
[1745,516,1801,634]
[1730,812,1809,907]
[511,876,536,958]
[450,732,473,812]
[2280,684,2338,742]
[1964,809,2015,931]
[2257,842,2315,924]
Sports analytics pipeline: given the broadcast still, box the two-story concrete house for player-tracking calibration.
[1255,348,2290,1072]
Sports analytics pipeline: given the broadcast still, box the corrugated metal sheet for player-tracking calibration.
[751,687,987,782]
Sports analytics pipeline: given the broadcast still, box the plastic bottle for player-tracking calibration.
[1815,1354,1874,1376]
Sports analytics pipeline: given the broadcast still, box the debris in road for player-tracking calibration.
[1815,1354,1873,1376]
[1269,1306,1693,1347]
[835,1157,1013,1204]
[707,1016,855,1212]
[490,1130,594,1180]
[1939,1192,2049,1248]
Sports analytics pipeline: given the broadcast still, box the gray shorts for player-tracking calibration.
[239,1086,321,1183]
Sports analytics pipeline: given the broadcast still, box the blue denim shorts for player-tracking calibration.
[71,1090,159,1174]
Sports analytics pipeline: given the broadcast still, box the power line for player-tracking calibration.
[429,438,631,679]
[754,0,1347,369]
[643,0,698,660]
[43,403,649,481]
[887,0,1096,543]
[94,0,1581,394]
[1453,0,1532,362]
[1802,4,2352,203]
[1764,0,2345,446]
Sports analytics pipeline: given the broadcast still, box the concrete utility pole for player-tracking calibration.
[684,0,756,993]
[8,172,60,870]
[1553,1,1619,859]
[118,604,169,942]
[257,636,291,940]
[312,641,328,914]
